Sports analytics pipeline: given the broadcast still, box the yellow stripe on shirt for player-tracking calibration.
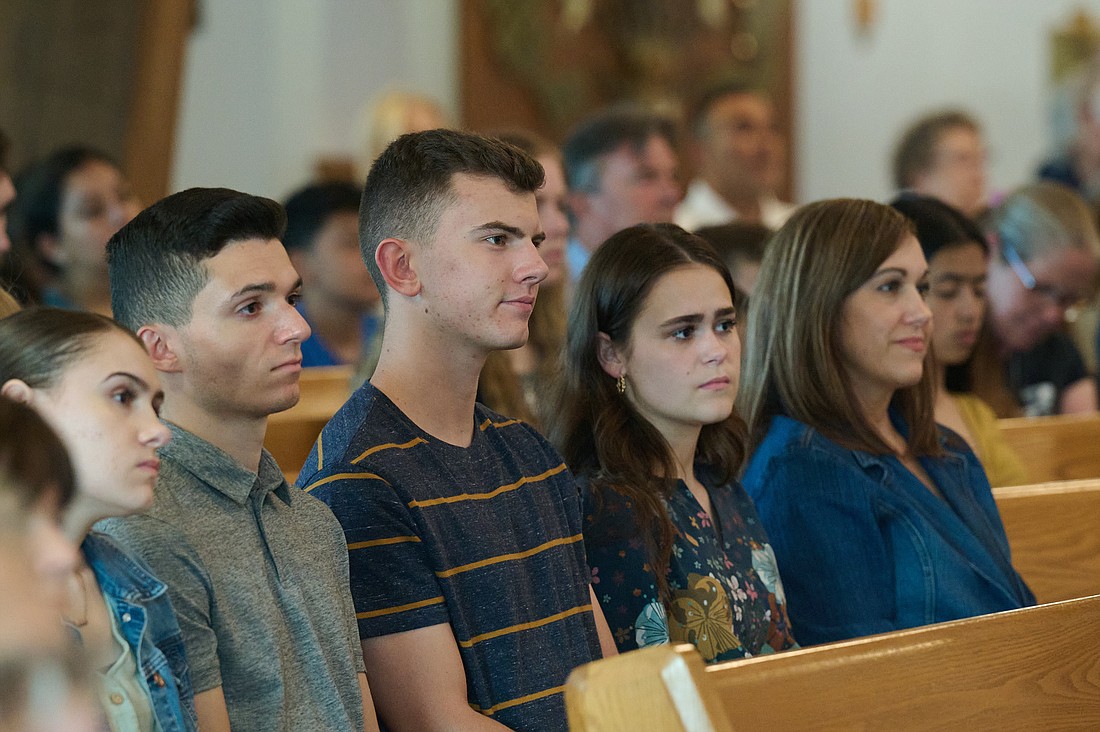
[407,463,568,508]
[303,472,389,493]
[469,685,565,716]
[356,595,444,620]
[479,417,522,431]
[456,604,592,649]
[436,534,584,579]
[350,437,427,464]
[348,535,422,551]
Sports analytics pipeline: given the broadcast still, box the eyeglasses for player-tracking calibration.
[1001,240,1089,316]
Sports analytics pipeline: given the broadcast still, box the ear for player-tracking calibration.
[596,332,625,378]
[36,233,65,267]
[567,190,592,219]
[0,378,33,404]
[375,238,421,298]
[138,325,183,374]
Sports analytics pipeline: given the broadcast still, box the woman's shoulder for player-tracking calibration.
[748,415,861,470]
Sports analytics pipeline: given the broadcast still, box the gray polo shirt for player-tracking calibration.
[98,422,365,732]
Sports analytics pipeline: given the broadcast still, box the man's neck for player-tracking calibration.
[369,324,485,447]
[302,290,371,364]
[160,398,268,473]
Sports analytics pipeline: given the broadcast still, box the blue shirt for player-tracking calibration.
[297,301,380,368]
[566,237,590,284]
[82,531,197,731]
[298,384,601,731]
[742,414,1034,646]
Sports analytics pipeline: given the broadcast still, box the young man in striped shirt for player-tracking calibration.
[299,129,616,731]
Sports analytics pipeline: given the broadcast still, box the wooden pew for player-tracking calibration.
[567,594,1100,731]
[994,478,1100,604]
[997,413,1100,482]
[265,365,353,480]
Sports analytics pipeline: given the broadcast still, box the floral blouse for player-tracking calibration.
[582,471,797,663]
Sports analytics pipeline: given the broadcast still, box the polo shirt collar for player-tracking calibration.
[161,421,285,505]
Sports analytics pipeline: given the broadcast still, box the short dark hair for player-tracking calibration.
[687,81,760,138]
[108,187,286,331]
[562,106,678,193]
[889,194,987,263]
[359,128,544,305]
[282,181,361,252]
[7,146,117,257]
[893,110,980,189]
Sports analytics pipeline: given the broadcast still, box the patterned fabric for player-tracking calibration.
[582,471,796,663]
[298,383,601,732]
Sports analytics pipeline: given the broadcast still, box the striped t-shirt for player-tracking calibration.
[298,383,601,731]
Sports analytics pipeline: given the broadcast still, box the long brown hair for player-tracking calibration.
[738,199,941,457]
[545,223,746,606]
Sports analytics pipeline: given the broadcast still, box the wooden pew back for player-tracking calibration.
[265,365,352,480]
[994,478,1100,603]
[997,413,1100,482]
[567,594,1100,731]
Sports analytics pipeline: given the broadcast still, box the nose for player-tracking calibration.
[700,326,731,365]
[518,240,549,285]
[957,286,983,323]
[907,288,934,327]
[278,301,312,344]
[140,410,172,449]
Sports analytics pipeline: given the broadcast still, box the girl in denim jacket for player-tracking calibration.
[739,199,1034,647]
[0,308,197,731]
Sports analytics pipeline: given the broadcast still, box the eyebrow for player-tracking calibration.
[932,272,987,283]
[660,306,736,328]
[872,266,930,280]
[229,277,303,300]
[106,371,166,408]
[473,221,527,239]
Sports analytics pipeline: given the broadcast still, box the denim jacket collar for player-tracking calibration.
[81,531,166,603]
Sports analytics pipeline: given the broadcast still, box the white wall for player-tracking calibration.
[795,0,1100,204]
[172,1,1100,206]
[170,0,457,199]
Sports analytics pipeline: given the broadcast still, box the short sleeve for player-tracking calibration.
[97,515,222,693]
[747,448,898,646]
[581,483,666,654]
[306,473,448,637]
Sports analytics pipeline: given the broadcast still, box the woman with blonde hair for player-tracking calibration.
[739,199,1033,646]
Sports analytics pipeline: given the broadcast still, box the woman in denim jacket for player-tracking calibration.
[0,307,197,731]
[738,199,1035,647]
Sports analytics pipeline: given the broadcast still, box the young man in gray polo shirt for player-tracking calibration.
[99,188,377,732]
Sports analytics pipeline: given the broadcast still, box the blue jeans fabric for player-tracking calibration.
[743,415,1035,646]
[83,531,198,731]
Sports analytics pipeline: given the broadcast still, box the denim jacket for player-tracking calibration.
[82,532,198,731]
[742,414,1035,647]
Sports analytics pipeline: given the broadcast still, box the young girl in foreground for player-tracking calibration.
[739,199,1034,647]
[547,223,796,662]
[0,308,196,731]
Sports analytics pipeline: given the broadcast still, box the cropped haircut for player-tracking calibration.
[982,181,1100,264]
[282,181,362,252]
[359,128,544,306]
[738,199,941,457]
[893,110,980,189]
[545,223,746,607]
[108,187,286,331]
[561,106,677,193]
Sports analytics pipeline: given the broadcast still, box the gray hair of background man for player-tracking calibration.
[561,106,678,195]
